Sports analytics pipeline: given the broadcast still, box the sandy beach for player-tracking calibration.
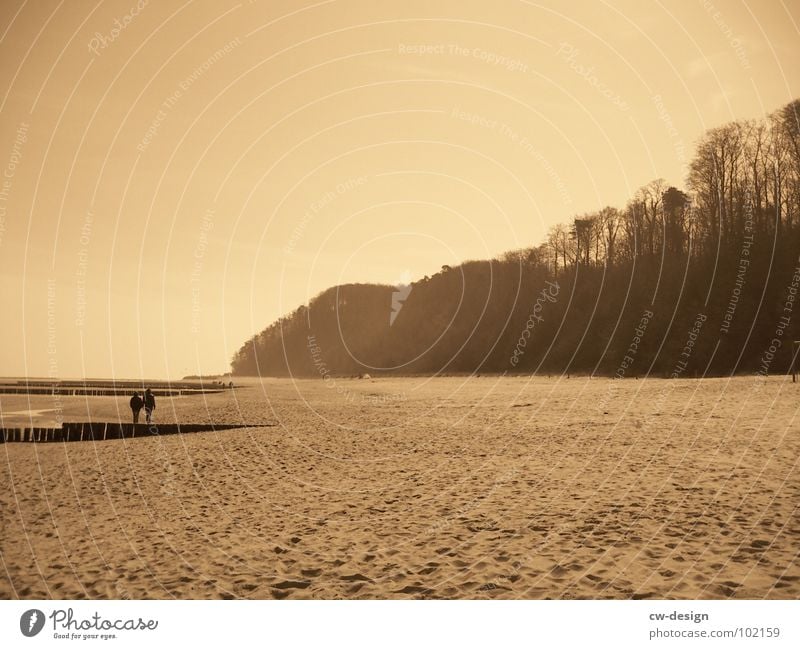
[1,375,798,599]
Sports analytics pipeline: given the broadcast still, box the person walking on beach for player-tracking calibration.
[144,388,156,424]
[129,392,143,424]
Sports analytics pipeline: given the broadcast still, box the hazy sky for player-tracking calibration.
[0,0,798,378]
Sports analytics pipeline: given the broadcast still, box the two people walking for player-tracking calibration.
[130,388,156,424]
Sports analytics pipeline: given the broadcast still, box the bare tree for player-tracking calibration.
[662,186,690,255]
[597,206,621,266]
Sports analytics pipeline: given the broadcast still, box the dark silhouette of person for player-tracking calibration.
[129,392,143,424]
[144,388,156,424]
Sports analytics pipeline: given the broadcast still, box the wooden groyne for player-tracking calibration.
[0,422,263,443]
[7,379,230,389]
[0,387,225,397]
[0,379,234,397]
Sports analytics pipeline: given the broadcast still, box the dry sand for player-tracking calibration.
[1,375,799,599]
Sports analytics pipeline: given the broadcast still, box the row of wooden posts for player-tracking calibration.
[0,387,224,396]
[0,422,251,443]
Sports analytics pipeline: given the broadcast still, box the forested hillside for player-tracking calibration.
[232,99,800,378]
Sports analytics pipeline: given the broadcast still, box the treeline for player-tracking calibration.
[232,99,800,378]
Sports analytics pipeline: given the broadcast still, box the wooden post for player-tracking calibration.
[793,341,800,383]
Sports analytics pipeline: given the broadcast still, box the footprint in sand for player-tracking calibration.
[395,585,429,595]
[272,579,311,589]
[713,583,738,597]
[773,576,798,589]
[631,591,658,599]
[340,573,373,583]
[417,562,439,575]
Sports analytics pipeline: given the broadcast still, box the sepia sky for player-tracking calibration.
[0,0,798,378]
